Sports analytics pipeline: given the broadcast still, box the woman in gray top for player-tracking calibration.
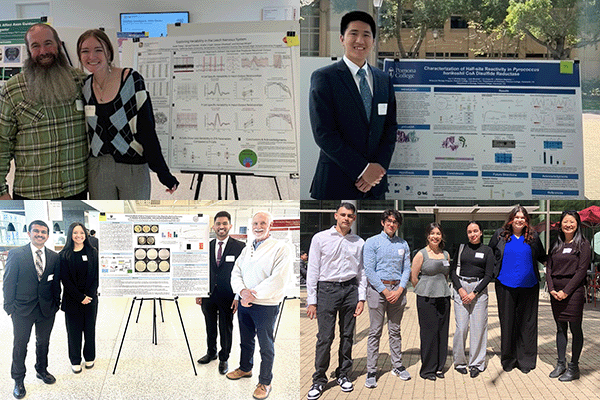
[410,223,451,380]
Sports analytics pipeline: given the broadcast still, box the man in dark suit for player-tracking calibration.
[3,220,61,399]
[88,229,99,251]
[195,211,245,375]
[309,10,397,200]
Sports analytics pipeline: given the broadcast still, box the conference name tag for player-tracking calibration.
[563,248,572,254]
[398,249,405,256]
[47,274,54,281]
[442,260,450,267]
[84,105,96,117]
[82,255,88,261]
[225,255,235,262]
[475,252,484,259]
[378,103,387,115]
[75,99,84,111]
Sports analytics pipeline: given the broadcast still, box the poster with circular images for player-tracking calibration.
[3,46,21,63]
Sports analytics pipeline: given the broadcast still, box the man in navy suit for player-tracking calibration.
[195,211,245,375]
[309,10,397,199]
[3,220,61,399]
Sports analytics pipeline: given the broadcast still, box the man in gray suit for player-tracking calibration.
[3,220,61,399]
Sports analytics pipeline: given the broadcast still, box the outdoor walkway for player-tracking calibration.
[300,285,600,399]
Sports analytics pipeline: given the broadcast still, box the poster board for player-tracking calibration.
[132,21,300,176]
[384,59,584,200]
[98,213,210,297]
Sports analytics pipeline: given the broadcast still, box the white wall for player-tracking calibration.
[0,0,299,28]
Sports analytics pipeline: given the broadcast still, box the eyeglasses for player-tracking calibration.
[384,219,399,225]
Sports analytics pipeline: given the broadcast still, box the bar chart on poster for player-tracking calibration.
[98,213,210,297]
[132,22,299,176]
[384,59,584,200]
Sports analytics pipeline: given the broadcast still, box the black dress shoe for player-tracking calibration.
[36,371,56,384]
[422,374,436,381]
[435,371,445,379]
[219,360,228,375]
[13,381,25,399]
[469,367,480,378]
[197,354,217,364]
[455,367,468,375]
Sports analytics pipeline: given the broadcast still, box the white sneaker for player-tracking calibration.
[364,372,377,388]
[336,376,353,392]
[71,364,82,373]
[85,361,95,369]
[391,366,411,381]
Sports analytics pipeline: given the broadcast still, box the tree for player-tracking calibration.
[505,0,600,59]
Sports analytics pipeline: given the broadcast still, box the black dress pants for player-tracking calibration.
[65,302,98,365]
[495,282,538,371]
[417,295,450,378]
[11,304,56,381]
[201,296,234,361]
[312,280,358,385]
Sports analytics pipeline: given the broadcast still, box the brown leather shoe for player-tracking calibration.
[226,368,252,380]
[253,383,272,399]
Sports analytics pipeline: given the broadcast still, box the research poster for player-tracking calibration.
[135,30,299,175]
[384,59,584,200]
[98,213,210,297]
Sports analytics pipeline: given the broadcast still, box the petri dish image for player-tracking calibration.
[147,248,158,260]
[147,261,158,272]
[135,261,146,272]
[147,236,155,245]
[151,225,159,233]
[142,225,151,233]
[138,236,146,245]
[134,225,142,233]
[135,249,146,259]
[159,261,170,272]
[159,249,170,260]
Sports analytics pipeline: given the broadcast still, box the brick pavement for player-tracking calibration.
[300,285,600,399]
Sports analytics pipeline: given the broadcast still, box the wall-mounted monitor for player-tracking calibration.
[120,11,189,37]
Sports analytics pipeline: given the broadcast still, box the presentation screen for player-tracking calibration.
[120,12,189,37]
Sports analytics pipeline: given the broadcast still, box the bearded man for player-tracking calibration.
[0,23,87,199]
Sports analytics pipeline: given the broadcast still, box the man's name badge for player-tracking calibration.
[225,255,235,262]
[378,103,388,115]
[75,99,84,111]
[84,105,96,116]
[82,255,88,261]
[47,274,54,281]
[398,249,404,256]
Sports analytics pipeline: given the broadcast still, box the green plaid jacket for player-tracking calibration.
[0,69,88,199]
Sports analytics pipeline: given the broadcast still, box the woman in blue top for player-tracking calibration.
[488,205,546,374]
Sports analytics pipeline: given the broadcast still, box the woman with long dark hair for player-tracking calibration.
[411,223,451,380]
[450,221,494,378]
[488,205,546,374]
[546,210,590,381]
[59,222,99,373]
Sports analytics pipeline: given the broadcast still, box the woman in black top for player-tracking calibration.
[60,222,99,373]
[546,210,590,381]
[450,221,494,378]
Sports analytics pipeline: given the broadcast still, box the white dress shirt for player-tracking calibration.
[30,243,46,271]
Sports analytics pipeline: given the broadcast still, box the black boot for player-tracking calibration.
[549,360,566,378]
[558,362,580,382]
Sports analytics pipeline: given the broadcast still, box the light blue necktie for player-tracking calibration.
[357,68,372,120]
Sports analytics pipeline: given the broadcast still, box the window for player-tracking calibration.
[450,16,468,29]
[300,2,320,56]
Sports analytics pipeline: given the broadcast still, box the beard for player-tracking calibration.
[23,50,78,105]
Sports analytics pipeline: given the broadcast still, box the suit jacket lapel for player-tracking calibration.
[25,246,38,281]
[336,60,370,125]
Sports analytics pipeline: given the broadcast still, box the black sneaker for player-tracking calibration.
[337,376,353,392]
[469,367,480,378]
[307,383,324,400]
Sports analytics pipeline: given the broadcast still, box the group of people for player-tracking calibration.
[0,23,178,200]
[305,203,591,399]
[3,211,293,400]
[3,220,99,399]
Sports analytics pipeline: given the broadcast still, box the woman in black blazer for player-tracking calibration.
[60,222,99,373]
[488,205,546,374]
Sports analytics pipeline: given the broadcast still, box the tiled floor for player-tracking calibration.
[300,286,600,399]
[0,296,299,400]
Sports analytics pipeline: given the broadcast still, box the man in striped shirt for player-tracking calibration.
[0,23,87,199]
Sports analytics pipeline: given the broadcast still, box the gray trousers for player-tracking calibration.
[452,278,488,371]
[88,155,151,199]
[366,283,407,373]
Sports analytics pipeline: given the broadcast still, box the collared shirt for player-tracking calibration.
[343,55,373,95]
[306,226,367,305]
[363,230,411,293]
[214,236,230,261]
[253,235,270,251]
[0,69,88,199]
[30,243,46,271]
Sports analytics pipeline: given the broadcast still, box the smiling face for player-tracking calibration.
[561,214,578,238]
[27,26,59,68]
[511,211,527,234]
[381,215,399,237]
[28,224,49,249]
[334,206,356,233]
[78,36,110,74]
[427,227,442,248]
[72,225,86,247]
[340,20,374,67]
[467,223,482,244]
[252,213,272,242]
[213,216,232,241]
